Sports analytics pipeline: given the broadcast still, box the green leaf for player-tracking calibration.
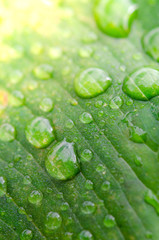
[0,0,159,239]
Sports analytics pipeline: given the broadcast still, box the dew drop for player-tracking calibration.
[81,201,96,215]
[78,230,94,240]
[96,164,106,173]
[33,64,54,80]
[28,190,43,205]
[10,70,23,84]
[109,96,123,109]
[143,28,159,62]
[145,231,153,239]
[60,202,69,211]
[45,139,80,180]
[123,68,159,101]
[94,0,138,38]
[0,123,15,142]
[48,47,62,59]
[85,180,93,190]
[0,176,7,197]
[45,212,62,230]
[101,181,110,191]
[23,176,32,185]
[20,229,33,240]
[65,232,73,240]
[9,91,25,107]
[65,119,74,129]
[82,32,98,43]
[74,68,112,98]
[25,117,55,148]
[94,100,103,108]
[129,126,147,143]
[79,112,93,124]
[78,46,93,58]
[40,98,54,112]
[103,214,116,228]
[80,149,93,162]
[134,156,143,167]
[144,189,159,214]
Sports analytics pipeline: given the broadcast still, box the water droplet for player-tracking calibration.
[40,98,54,112]
[65,232,73,240]
[98,110,104,117]
[69,98,78,106]
[48,47,62,59]
[96,164,106,173]
[145,190,159,214]
[123,68,159,101]
[145,231,153,239]
[82,32,98,43]
[10,70,23,84]
[143,28,159,62]
[9,91,25,107]
[126,98,133,106]
[103,214,116,228]
[134,156,143,167]
[78,46,93,58]
[33,64,54,80]
[109,96,123,109]
[0,176,7,197]
[75,68,112,98]
[94,0,137,38]
[28,190,43,205]
[65,119,74,129]
[60,202,69,211]
[85,180,93,190]
[95,100,103,108]
[119,65,126,72]
[20,229,33,240]
[81,201,96,214]
[25,117,55,148]
[45,212,62,230]
[23,176,32,185]
[101,181,110,191]
[151,104,159,120]
[79,112,93,124]
[78,230,94,240]
[129,126,147,143]
[80,149,93,162]
[0,123,15,142]
[45,139,80,180]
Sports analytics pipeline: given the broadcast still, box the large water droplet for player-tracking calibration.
[103,214,116,228]
[33,64,54,80]
[28,190,43,205]
[94,0,138,38]
[74,68,112,98]
[143,28,159,62]
[40,98,54,112]
[109,96,123,109]
[81,201,96,214]
[78,230,94,240]
[45,212,62,230]
[129,126,147,143]
[25,117,55,148]
[79,112,93,124]
[123,68,159,100]
[45,139,80,180]
[20,229,33,240]
[0,176,7,197]
[80,149,93,162]
[0,123,15,142]
[144,189,159,214]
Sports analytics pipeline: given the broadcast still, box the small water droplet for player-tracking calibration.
[145,189,159,214]
[33,64,54,80]
[109,96,123,109]
[81,201,96,214]
[0,176,7,197]
[45,139,80,180]
[96,164,106,173]
[78,46,93,58]
[101,181,110,191]
[65,119,74,129]
[78,230,94,240]
[28,190,43,205]
[45,212,62,230]
[134,156,143,167]
[9,91,25,107]
[60,202,69,211]
[10,70,23,84]
[25,117,55,148]
[82,32,98,43]
[143,28,159,62]
[126,98,133,106]
[95,100,103,108]
[23,176,32,185]
[129,126,147,143]
[85,180,93,190]
[79,112,93,124]
[65,232,73,240]
[48,47,62,59]
[30,42,43,55]
[119,65,126,72]
[40,98,54,112]
[80,149,93,162]
[94,0,138,38]
[20,229,33,240]
[75,68,112,98]
[0,123,15,142]
[123,68,159,100]
[103,214,116,228]
[69,98,78,106]
[145,231,153,239]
